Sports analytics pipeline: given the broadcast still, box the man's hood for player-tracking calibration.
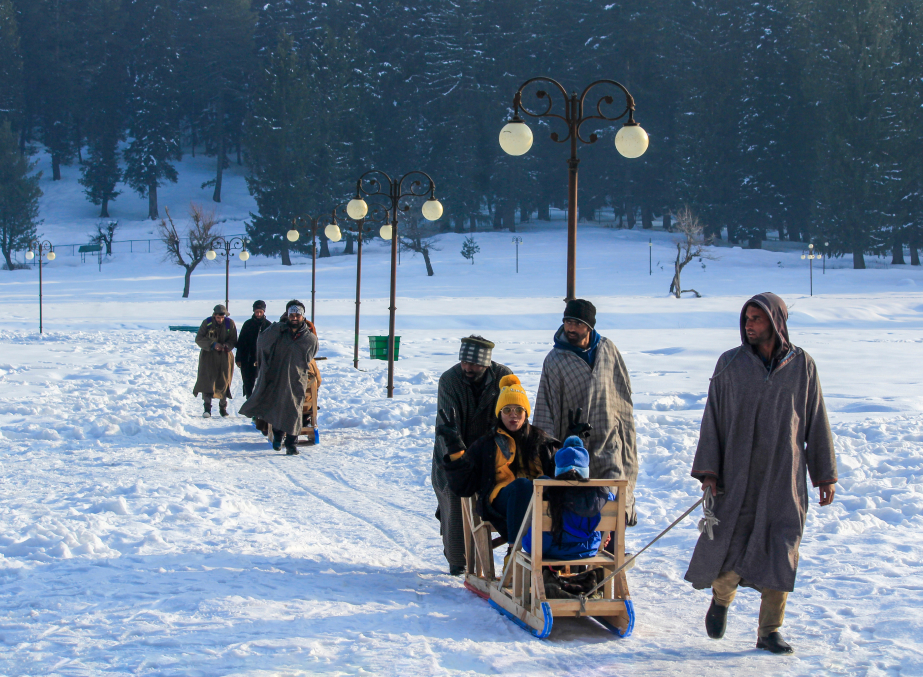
[740,292,790,358]
[553,325,601,354]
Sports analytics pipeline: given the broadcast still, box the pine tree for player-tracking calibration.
[244,31,314,265]
[461,235,479,264]
[123,0,181,220]
[0,120,41,270]
[0,0,23,132]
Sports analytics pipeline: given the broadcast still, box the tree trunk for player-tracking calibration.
[422,247,434,276]
[537,202,550,221]
[454,214,464,233]
[281,244,292,266]
[212,96,225,203]
[183,266,193,297]
[52,153,61,181]
[642,204,653,229]
[148,184,159,220]
[853,249,866,269]
[319,231,330,257]
[2,248,14,271]
[625,202,635,229]
[520,206,529,223]
[99,199,110,219]
[663,211,672,232]
[344,231,355,255]
[911,244,920,266]
[469,215,477,233]
[492,206,503,230]
[891,241,905,265]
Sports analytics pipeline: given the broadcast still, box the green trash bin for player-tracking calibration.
[369,335,400,361]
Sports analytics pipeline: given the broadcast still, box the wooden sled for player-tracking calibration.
[256,360,321,446]
[462,479,634,639]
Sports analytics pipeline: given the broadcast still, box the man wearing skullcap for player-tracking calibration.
[235,300,272,399]
[431,336,512,575]
[193,304,238,418]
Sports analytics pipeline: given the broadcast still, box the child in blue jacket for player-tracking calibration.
[522,436,614,560]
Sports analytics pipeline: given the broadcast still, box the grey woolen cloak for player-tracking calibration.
[239,321,318,436]
[533,327,638,525]
[431,361,512,569]
[684,293,837,593]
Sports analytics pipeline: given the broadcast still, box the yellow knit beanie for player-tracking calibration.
[495,374,531,417]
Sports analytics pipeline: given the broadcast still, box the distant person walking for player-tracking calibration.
[432,336,512,575]
[193,304,238,418]
[533,299,639,527]
[235,300,272,399]
[239,300,318,455]
[685,292,837,655]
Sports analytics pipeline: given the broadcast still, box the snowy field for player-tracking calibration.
[0,153,921,675]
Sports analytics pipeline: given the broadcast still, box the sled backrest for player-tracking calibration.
[532,479,627,557]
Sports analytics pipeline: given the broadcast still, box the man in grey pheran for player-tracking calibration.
[432,336,512,576]
[533,299,639,527]
[685,292,837,655]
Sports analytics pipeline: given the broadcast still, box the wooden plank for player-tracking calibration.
[534,479,628,488]
[544,599,628,614]
[489,587,545,634]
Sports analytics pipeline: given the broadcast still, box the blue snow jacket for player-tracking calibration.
[522,485,615,560]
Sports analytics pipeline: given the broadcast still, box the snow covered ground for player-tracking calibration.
[0,152,921,675]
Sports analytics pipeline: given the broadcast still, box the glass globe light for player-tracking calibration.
[499,120,533,156]
[809,254,815,260]
[46,251,56,261]
[25,250,34,260]
[325,223,342,242]
[801,254,806,260]
[380,224,393,240]
[206,249,217,260]
[421,198,443,221]
[347,198,369,220]
[615,122,649,159]
[286,229,300,242]
[239,251,250,261]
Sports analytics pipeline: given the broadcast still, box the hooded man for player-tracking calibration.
[235,300,272,399]
[685,292,837,655]
[239,300,318,455]
[193,304,238,418]
[431,335,512,575]
[533,299,638,526]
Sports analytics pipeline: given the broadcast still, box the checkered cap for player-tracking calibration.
[458,336,494,367]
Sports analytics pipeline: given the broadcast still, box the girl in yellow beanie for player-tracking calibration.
[437,374,559,548]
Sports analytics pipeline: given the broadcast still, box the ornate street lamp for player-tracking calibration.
[286,213,331,324]
[500,77,648,301]
[330,201,391,369]
[24,240,55,334]
[512,236,523,273]
[348,170,443,398]
[206,236,249,313]
[801,243,816,296]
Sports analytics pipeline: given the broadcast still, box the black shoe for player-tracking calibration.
[705,598,729,639]
[219,406,228,417]
[756,632,793,654]
[285,446,299,455]
[272,431,284,451]
[449,564,465,576]
[203,405,212,419]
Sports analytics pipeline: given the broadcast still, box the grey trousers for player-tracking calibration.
[432,455,466,570]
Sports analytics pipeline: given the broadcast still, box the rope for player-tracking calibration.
[577,488,718,602]
[697,485,720,540]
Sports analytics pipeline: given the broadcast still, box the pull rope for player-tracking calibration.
[576,487,718,605]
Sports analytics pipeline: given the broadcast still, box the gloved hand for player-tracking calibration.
[567,408,593,440]
[436,408,466,455]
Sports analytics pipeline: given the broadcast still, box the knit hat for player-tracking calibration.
[555,436,590,478]
[563,299,597,328]
[213,304,228,315]
[495,374,531,417]
[252,300,267,311]
[459,335,494,367]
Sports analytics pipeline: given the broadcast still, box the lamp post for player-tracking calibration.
[285,213,338,325]
[206,236,249,313]
[331,202,391,369]
[823,241,829,274]
[347,170,444,398]
[801,243,815,296]
[25,240,55,334]
[512,236,523,273]
[500,77,648,301]
[649,238,652,275]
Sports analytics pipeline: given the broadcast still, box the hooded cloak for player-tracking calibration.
[684,293,837,592]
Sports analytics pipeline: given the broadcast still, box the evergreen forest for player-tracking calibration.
[2,0,922,268]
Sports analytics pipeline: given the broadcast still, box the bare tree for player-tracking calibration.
[669,206,717,298]
[158,203,219,298]
[399,217,440,277]
[89,221,120,255]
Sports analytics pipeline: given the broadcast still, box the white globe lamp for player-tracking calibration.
[615,122,649,158]
[46,251,55,261]
[286,229,299,242]
[206,249,217,260]
[239,250,250,261]
[325,223,342,242]
[25,250,34,260]
[347,198,369,220]
[421,198,444,221]
[499,119,533,156]
[380,224,393,241]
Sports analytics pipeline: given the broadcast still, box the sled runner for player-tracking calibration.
[462,479,634,639]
